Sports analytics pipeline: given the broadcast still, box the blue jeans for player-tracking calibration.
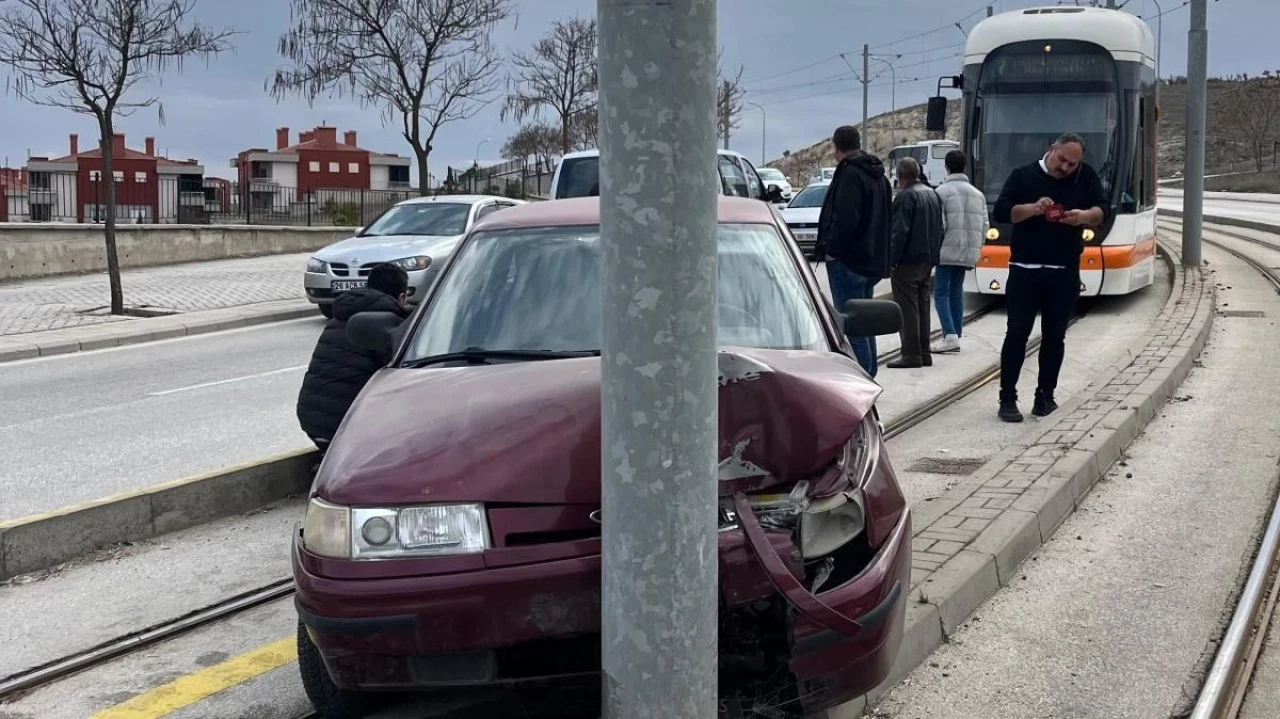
[934,265,967,337]
[826,261,879,377]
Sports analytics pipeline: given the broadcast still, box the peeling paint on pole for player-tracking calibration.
[597,0,719,717]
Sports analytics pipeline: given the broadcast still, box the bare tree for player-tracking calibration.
[270,0,512,195]
[717,54,746,150]
[1229,71,1280,173]
[568,104,598,151]
[502,16,597,155]
[502,123,559,169]
[0,0,234,315]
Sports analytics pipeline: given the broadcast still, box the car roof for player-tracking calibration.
[395,194,515,206]
[802,179,832,188]
[475,196,778,230]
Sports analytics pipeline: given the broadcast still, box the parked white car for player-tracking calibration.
[550,147,783,204]
[756,167,793,203]
[780,179,829,258]
[303,194,524,318]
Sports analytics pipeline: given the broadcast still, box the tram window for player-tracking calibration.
[1123,92,1143,213]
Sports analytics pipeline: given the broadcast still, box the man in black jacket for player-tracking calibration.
[992,132,1108,422]
[297,263,410,450]
[887,157,944,369]
[815,125,892,377]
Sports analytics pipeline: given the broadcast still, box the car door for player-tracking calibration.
[737,156,767,200]
[718,155,751,198]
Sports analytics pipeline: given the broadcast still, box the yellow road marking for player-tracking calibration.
[90,636,296,719]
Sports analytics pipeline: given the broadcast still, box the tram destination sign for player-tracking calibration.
[992,51,1111,82]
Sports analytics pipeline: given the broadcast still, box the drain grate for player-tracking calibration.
[1220,310,1266,318]
[907,457,988,475]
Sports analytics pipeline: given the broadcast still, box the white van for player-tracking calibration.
[550,148,783,204]
[886,140,959,187]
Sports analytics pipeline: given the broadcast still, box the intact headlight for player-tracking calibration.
[302,499,489,560]
[306,257,328,273]
[390,255,432,271]
[724,413,881,559]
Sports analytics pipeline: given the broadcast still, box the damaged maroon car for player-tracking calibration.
[292,197,911,718]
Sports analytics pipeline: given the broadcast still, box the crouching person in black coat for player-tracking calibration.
[297,263,410,452]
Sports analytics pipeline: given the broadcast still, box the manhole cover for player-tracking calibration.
[907,457,988,475]
[1220,310,1266,318]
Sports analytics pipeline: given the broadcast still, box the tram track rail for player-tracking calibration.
[1177,221,1280,719]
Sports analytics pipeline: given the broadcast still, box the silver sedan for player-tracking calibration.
[304,194,525,317]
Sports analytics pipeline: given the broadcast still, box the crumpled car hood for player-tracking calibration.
[316,348,881,506]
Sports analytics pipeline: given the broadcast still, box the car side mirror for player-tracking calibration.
[843,299,902,336]
[926,96,948,133]
[346,311,404,355]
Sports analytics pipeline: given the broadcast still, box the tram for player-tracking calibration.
[929,6,1159,297]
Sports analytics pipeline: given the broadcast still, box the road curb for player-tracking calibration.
[0,300,320,364]
[862,240,1216,709]
[0,448,319,581]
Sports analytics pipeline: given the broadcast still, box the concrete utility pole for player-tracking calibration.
[862,43,870,150]
[1182,0,1207,267]
[597,0,719,717]
[747,100,766,164]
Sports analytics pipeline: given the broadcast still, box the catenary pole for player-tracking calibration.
[862,43,870,149]
[597,0,720,717]
[1182,0,1207,267]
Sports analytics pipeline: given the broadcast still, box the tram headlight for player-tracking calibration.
[986,227,1000,242]
[1082,229,1095,242]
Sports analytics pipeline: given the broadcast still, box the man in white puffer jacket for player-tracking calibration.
[931,150,989,353]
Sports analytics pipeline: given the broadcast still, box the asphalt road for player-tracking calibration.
[0,317,325,521]
[1159,189,1280,225]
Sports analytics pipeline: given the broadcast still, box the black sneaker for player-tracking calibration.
[1032,390,1058,417]
[999,397,1023,423]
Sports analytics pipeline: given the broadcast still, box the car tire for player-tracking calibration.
[297,620,373,719]
[318,304,334,319]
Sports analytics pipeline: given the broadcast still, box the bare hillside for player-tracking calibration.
[768,78,1278,186]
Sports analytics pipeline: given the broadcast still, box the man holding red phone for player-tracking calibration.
[992,132,1108,423]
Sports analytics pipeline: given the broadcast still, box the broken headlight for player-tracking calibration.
[722,413,882,559]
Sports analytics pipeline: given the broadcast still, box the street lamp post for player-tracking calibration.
[747,101,766,165]
[473,138,491,193]
[598,0,719,716]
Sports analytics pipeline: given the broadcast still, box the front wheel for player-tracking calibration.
[297,621,374,719]
[318,304,334,319]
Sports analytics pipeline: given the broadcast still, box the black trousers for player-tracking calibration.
[999,265,1080,400]
[892,264,934,364]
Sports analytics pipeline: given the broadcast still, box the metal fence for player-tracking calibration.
[1,171,419,226]
[445,158,556,200]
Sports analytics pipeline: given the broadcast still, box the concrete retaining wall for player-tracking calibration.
[0,223,355,282]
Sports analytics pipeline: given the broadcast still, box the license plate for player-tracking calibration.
[795,232,817,241]
[331,280,365,292]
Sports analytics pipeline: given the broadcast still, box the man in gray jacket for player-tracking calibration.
[887,157,944,369]
[931,150,989,353]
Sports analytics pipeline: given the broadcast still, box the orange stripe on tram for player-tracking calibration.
[977,235,1156,272]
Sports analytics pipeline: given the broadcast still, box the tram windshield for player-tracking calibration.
[973,45,1120,204]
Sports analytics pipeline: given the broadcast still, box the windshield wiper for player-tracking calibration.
[401,347,600,368]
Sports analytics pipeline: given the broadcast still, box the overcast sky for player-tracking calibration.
[0,0,1267,181]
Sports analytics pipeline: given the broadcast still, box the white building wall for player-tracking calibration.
[369,165,390,190]
[272,160,298,203]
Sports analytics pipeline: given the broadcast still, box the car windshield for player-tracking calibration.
[758,168,786,182]
[403,223,829,361]
[361,203,469,237]
[788,185,828,208]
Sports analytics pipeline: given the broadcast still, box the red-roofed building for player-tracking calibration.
[0,168,28,222]
[15,133,206,223]
[230,125,411,210]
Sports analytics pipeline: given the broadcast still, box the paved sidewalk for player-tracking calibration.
[0,253,310,337]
